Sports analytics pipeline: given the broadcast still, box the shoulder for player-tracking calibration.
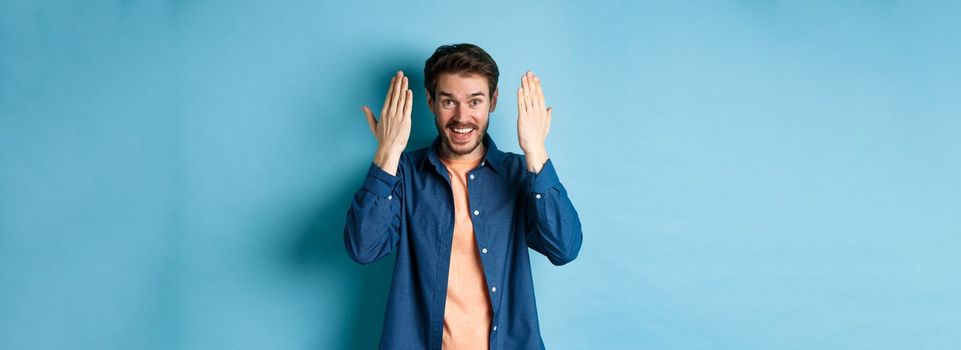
[500,151,526,169]
[396,144,431,176]
[496,151,533,182]
[404,144,433,164]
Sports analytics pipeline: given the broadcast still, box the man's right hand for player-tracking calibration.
[362,70,413,176]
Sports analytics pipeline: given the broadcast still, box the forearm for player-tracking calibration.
[343,163,402,265]
[525,159,583,265]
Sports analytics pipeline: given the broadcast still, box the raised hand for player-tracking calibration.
[517,71,551,173]
[362,71,413,175]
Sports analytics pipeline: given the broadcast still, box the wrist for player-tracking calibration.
[520,139,545,154]
[378,141,405,155]
[523,146,549,174]
[374,145,403,175]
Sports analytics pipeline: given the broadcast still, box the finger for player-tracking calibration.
[397,75,408,116]
[381,75,396,117]
[388,71,404,118]
[362,106,377,135]
[522,72,534,113]
[403,89,413,120]
[401,75,409,108]
[395,77,406,118]
[534,75,545,112]
[517,87,526,114]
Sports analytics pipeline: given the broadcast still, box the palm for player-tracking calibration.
[517,71,552,153]
[363,71,413,154]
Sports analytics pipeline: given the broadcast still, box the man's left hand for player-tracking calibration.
[517,71,551,173]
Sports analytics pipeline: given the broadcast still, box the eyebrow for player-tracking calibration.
[438,91,487,98]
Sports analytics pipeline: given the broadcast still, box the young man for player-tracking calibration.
[344,43,583,349]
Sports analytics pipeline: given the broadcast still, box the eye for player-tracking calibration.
[470,99,482,106]
[442,100,455,108]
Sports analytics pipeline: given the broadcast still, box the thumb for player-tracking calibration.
[362,106,377,135]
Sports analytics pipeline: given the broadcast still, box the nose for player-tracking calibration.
[454,104,471,121]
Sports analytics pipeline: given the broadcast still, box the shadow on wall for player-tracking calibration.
[283,48,438,349]
[286,177,394,349]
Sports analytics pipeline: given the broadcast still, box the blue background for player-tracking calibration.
[2,1,959,349]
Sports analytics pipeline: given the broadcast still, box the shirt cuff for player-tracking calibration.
[363,162,400,197]
[531,158,560,194]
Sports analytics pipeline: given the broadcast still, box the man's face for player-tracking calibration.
[428,73,498,159]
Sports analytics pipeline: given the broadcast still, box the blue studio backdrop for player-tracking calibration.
[1,1,959,349]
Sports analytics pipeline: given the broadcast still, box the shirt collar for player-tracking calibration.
[420,133,506,175]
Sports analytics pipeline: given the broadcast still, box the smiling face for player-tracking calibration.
[427,72,498,160]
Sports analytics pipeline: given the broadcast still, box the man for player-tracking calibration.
[344,43,583,350]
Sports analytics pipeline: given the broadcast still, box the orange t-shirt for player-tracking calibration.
[440,155,492,350]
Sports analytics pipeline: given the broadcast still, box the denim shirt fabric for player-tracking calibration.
[344,134,583,349]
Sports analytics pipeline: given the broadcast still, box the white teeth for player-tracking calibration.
[452,128,474,134]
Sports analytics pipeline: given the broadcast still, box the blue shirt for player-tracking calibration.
[343,134,583,349]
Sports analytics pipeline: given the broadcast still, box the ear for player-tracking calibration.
[489,88,499,113]
[425,88,435,115]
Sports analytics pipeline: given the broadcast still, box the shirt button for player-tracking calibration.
[482,248,488,254]
[481,161,486,166]
[388,195,392,200]
[491,287,496,292]
[493,325,497,331]
[469,174,475,180]
[535,193,541,199]
[473,209,479,216]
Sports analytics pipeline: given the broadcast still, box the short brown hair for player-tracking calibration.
[424,43,499,100]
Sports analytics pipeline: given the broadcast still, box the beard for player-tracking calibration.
[436,117,488,157]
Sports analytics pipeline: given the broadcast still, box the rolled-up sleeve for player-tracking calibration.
[525,159,583,266]
[343,162,403,265]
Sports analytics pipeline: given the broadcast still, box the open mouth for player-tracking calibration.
[448,126,475,143]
